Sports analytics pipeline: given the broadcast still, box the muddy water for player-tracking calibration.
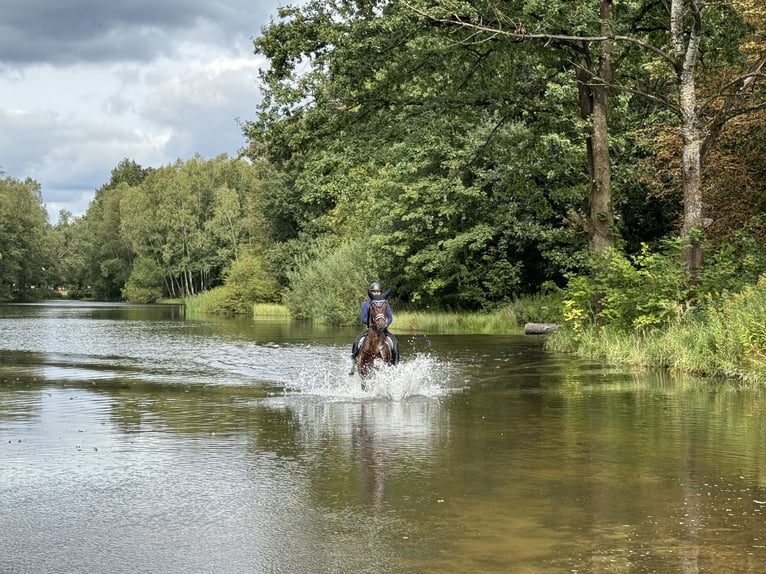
[2,301,766,573]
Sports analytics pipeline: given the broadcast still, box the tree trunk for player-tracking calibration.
[577,0,616,253]
[673,0,705,275]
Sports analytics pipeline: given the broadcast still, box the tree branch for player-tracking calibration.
[402,1,675,65]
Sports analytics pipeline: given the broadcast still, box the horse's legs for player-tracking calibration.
[349,330,368,375]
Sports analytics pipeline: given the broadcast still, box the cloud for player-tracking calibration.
[0,0,285,222]
[0,0,277,66]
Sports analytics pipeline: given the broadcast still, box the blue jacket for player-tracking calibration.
[360,296,393,327]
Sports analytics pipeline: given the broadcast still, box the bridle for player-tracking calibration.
[368,300,388,331]
[358,299,393,368]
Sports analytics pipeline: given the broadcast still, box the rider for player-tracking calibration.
[349,281,399,375]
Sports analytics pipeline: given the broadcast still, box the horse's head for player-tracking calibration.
[368,300,389,331]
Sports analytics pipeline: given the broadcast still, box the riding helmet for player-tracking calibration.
[369,281,382,292]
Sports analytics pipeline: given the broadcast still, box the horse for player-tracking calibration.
[355,299,395,382]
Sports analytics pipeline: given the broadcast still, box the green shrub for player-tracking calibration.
[283,239,377,325]
[562,241,690,333]
[195,286,237,315]
[191,252,281,316]
[705,276,766,369]
[181,252,282,316]
[123,257,164,303]
[550,273,766,382]
[696,222,766,303]
[507,286,564,325]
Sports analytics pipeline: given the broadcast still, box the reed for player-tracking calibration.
[253,303,291,318]
[394,307,522,334]
[181,293,206,317]
[548,277,766,382]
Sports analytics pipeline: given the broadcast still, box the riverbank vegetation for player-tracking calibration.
[2,2,766,379]
[182,290,562,334]
[548,229,766,381]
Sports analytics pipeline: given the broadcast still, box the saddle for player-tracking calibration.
[358,332,395,354]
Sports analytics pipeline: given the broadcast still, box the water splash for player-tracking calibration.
[288,353,457,400]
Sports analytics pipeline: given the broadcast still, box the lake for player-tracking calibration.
[2,301,765,573]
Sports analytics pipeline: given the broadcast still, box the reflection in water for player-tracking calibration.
[286,397,449,509]
[3,302,766,573]
[356,403,391,509]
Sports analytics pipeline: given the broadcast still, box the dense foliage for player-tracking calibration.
[242,0,766,312]
[0,176,51,301]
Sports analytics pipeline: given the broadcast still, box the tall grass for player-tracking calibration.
[182,290,291,319]
[253,303,291,318]
[181,293,206,317]
[392,292,562,334]
[547,275,766,382]
[395,307,522,334]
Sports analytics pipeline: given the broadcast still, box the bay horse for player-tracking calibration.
[355,299,394,382]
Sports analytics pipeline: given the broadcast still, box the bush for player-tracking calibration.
[696,222,766,302]
[283,239,377,325]
[199,252,281,315]
[551,228,766,382]
[704,275,766,369]
[123,257,164,303]
[508,286,564,325]
[562,241,690,333]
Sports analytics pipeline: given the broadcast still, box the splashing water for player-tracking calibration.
[288,352,457,400]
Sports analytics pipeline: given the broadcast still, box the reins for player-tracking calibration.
[367,300,389,330]
[361,300,389,358]
[355,297,394,378]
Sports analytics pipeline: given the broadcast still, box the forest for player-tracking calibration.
[2,1,766,373]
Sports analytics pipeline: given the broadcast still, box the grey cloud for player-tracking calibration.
[140,62,263,159]
[0,106,164,197]
[0,0,284,66]
[0,0,290,220]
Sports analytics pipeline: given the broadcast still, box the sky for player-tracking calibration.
[0,0,289,223]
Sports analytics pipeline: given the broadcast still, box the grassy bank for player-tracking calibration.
[179,290,563,334]
[392,293,561,333]
[394,308,521,334]
[546,276,766,383]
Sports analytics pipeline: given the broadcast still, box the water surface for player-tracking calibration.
[2,301,765,573]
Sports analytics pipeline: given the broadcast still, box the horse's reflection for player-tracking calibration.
[353,404,389,509]
[342,400,449,513]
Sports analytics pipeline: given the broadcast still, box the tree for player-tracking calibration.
[248,0,591,307]
[0,176,51,300]
[414,0,766,273]
[48,209,90,296]
[122,257,165,303]
[406,0,621,253]
[73,158,153,300]
[84,183,132,299]
[120,155,275,299]
[674,0,766,272]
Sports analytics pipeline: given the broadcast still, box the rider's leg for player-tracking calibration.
[386,332,399,364]
[351,330,366,357]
